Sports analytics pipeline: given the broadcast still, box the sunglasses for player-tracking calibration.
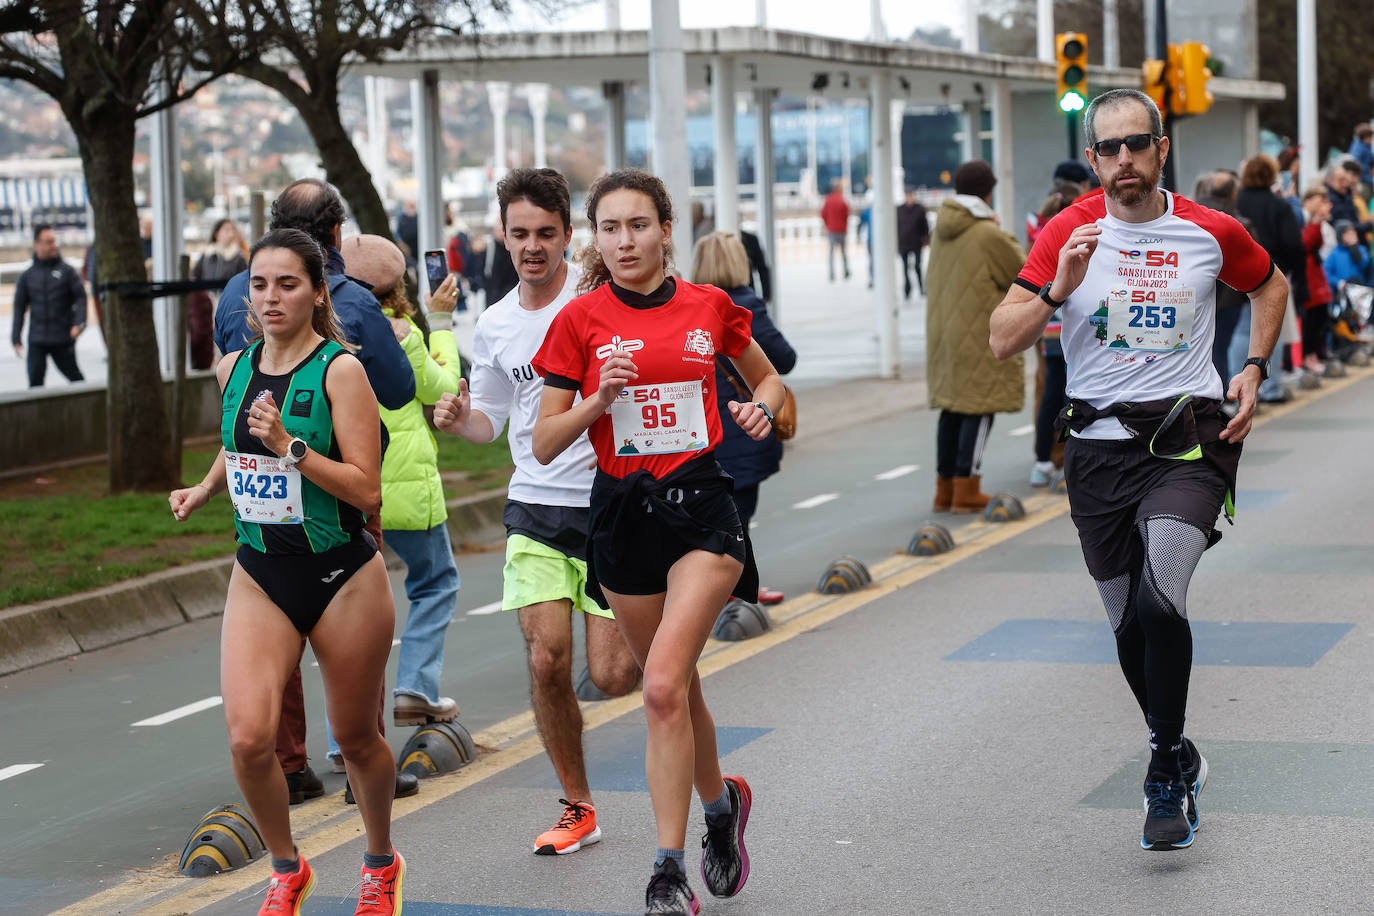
[1092,133,1160,157]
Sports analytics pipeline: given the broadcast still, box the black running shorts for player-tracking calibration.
[590,484,747,597]
[1062,436,1228,581]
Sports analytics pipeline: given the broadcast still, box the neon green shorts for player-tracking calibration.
[501,534,613,618]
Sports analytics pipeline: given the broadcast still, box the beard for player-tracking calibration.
[1106,156,1162,206]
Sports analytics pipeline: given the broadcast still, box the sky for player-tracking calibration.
[503,0,970,45]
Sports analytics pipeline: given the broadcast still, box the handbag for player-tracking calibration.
[716,357,797,441]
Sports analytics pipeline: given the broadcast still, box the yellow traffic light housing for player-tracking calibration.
[1180,41,1213,115]
[1165,43,1186,117]
[1141,59,1166,114]
[1056,32,1088,114]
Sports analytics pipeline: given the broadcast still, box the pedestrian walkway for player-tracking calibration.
[46,367,1374,915]
[0,242,925,394]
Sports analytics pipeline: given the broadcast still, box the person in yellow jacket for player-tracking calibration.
[327,234,465,766]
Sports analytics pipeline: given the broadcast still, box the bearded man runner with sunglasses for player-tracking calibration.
[989,88,1288,852]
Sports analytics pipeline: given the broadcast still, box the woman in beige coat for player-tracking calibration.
[925,161,1027,512]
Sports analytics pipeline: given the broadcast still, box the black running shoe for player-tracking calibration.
[1180,739,1209,832]
[700,775,752,898]
[1141,779,1194,850]
[284,765,324,806]
[644,857,700,916]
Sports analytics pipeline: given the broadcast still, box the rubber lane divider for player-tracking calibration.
[53,361,1373,916]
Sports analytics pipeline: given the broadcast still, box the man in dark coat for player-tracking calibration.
[896,189,929,298]
[12,224,86,387]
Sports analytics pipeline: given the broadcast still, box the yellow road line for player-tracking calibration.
[54,362,1369,915]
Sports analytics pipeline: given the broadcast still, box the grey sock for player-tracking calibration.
[702,784,733,818]
[654,847,685,871]
[270,853,300,874]
[363,849,394,870]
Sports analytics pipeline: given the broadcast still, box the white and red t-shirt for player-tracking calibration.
[1018,188,1273,438]
[532,280,753,478]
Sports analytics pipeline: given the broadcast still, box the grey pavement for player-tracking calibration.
[100,367,1374,916]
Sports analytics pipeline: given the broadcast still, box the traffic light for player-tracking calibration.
[1165,43,1186,116]
[1180,41,1213,115]
[1056,32,1088,113]
[1141,59,1166,114]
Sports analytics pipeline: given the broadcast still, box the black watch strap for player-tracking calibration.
[755,401,775,423]
[1038,281,1064,309]
[1243,356,1270,381]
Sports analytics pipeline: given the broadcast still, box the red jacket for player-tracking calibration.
[1302,221,1332,309]
[820,192,850,234]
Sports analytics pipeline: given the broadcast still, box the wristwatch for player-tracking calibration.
[1242,356,1270,381]
[754,401,775,423]
[281,437,308,467]
[1038,281,1065,309]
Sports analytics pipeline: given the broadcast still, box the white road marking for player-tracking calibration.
[1008,424,1035,437]
[874,464,919,481]
[131,696,223,727]
[0,764,43,783]
[466,601,504,616]
[792,493,840,510]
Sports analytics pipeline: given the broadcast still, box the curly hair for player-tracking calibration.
[577,168,677,295]
[269,178,347,256]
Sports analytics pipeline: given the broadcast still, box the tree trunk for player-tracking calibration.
[303,100,396,242]
[77,124,178,492]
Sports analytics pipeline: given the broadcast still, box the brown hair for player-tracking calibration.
[1240,154,1278,190]
[1302,185,1328,203]
[1037,179,1083,222]
[691,231,751,288]
[497,167,572,230]
[576,168,677,295]
[245,228,351,348]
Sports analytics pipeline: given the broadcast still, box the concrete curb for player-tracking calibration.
[0,488,511,677]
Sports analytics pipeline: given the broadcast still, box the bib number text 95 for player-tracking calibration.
[634,387,677,429]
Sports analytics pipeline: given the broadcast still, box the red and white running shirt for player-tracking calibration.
[1018,188,1273,437]
[533,280,753,478]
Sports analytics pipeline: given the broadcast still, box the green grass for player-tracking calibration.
[0,432,514,609]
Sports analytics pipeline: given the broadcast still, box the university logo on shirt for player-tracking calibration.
[595,334,645,359]
[682,328,715,363]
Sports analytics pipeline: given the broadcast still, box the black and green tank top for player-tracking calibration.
[220,339,365,554]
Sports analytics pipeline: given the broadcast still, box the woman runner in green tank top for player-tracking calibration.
[169,228,408,915]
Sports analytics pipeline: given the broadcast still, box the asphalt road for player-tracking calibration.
[1,388,1051,913]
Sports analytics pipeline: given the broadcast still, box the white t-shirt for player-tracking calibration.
[469,264,596,506]
[1018,189,1273,438]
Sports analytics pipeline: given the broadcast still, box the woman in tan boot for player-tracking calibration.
[925,160,1027,513]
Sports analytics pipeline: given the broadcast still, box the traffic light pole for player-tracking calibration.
[1154,0,1177,192]
[1067,112,1079,161]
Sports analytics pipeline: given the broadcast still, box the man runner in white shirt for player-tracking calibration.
[990,89,1288,852]
[434,168,640,856]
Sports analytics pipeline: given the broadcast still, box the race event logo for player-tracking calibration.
[595,334,645,359]
[1119,249,1142,261]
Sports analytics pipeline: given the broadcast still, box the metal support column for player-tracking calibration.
[991,80,1016,233]
[962,100,981,163]
[712,55,739,235]
[364,76,389,200]
[604,81,627,172]
[870,73,898,379]
[527,84,550,169]
[411,70,444,277]
[650,0,693,278]
[148,71,183,375]
[1297,0,1318,192]
[753,87,778,315]
[488,82,511,181]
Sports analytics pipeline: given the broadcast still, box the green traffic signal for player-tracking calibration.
[1058,91,1086,113]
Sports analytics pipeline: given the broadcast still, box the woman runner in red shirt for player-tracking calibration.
[532,169,785,916]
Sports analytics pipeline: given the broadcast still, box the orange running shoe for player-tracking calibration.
[534,798,603,855]
[258,855,315,915]
[353,849,405,915]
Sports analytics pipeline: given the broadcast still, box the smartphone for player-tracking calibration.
[424,249,448,296]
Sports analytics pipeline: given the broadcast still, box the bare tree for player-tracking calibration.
[191,0,508,243]
[0,0,254,491]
